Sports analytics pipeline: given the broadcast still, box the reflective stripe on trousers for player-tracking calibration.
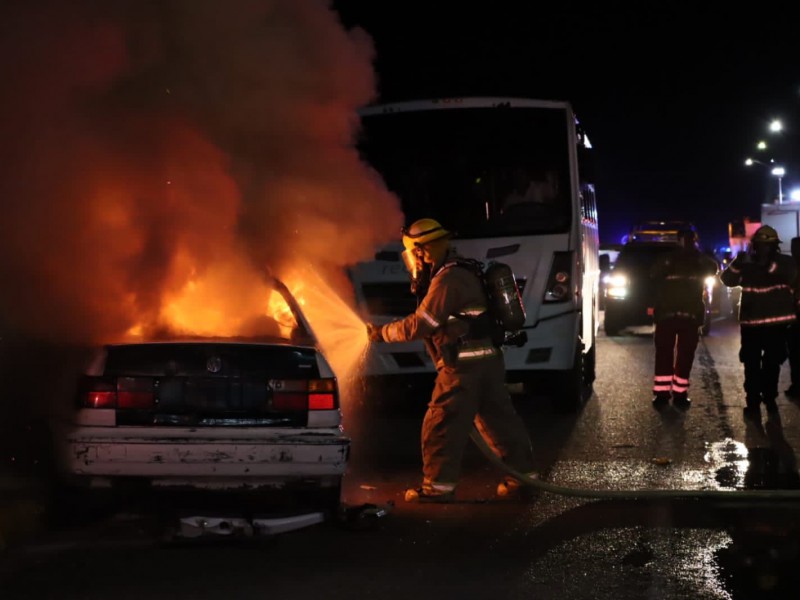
[653,317,700,395]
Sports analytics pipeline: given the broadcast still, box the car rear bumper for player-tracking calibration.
[52,422,350,486]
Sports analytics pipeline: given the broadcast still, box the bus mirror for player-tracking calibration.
[599,254,611,272]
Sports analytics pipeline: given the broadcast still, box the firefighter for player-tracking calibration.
[649,229,719,408]
[366,218,536,502]
[720,225,797,419]
[784,236,800,398]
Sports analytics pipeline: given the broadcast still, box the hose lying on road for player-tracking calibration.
[470,425,800,501]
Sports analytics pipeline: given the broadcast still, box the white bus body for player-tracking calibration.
[350,97,600,411]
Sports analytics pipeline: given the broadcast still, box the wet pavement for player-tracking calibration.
[2,317,800,598]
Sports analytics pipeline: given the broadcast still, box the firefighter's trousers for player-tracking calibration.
[786,321,800,389]
[653,317,700,396]
[421,354,535,489]
[739,325,788,405]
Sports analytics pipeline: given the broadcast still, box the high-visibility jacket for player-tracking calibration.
[720,252,797,327]
[650,247,719,324]
[380,251,499,368]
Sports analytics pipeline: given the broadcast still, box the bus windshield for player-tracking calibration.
[357,105,572,238]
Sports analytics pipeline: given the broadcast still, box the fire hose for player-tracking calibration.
[469,425,800,501]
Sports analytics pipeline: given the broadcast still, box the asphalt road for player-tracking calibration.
[2,315,800,599]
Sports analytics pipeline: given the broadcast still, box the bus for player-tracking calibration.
[350,97,600,411]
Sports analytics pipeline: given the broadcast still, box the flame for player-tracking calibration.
[124,251,288,341]
[122,251,370,401]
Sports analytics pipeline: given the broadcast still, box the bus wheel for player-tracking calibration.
[582,341,596,386]
[554,345,591,413]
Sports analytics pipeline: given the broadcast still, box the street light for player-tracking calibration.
[744,157,774,167]
[770,119,783,133]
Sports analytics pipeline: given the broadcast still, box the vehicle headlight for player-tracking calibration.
[704,276,716,289]
[607,273,629,299]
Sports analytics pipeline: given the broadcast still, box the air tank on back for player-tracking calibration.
[483,262,526,331]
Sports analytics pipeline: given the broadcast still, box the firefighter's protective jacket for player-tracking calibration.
[720,251,797,327]
[380,251,498,368]
[650,247,719,324]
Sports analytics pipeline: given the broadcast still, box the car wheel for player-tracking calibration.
[604,309,623,336]
[701,312,711,337]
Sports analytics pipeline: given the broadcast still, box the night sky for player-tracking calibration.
[333,2,800,248]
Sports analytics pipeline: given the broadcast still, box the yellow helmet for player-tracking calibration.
[401,218,451,251]
[752,225,781,244]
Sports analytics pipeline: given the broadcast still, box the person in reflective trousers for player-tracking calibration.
[649,229,719,408]
[366,218,536,502]
[783,236,800,398]
[720,225,797,420]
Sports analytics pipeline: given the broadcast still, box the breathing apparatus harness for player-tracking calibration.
[410,254,528,350]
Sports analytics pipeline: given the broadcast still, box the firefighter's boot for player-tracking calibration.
[496,472,539,499]
[404,481,456,503]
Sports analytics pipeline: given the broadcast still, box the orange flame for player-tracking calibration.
[124,252,369,403]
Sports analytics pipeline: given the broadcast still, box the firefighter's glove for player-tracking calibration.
[366,323,385,343]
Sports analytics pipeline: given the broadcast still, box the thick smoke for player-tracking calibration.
[0,0,402,344]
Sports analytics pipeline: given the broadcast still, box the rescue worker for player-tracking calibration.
[649,229,719,408]
[720,225,797,419]
[783,236,800,398]
[366,218,536,502]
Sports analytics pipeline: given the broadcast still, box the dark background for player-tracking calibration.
[334,2,800,249]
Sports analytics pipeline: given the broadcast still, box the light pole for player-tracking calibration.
[745,158,786,204]
[772,166,785,203]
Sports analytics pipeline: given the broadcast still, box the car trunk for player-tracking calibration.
[79,343,328,427]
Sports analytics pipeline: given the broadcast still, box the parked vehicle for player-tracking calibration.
[604,241,717,336]
[628,220,698,244]
[599,243,623,310]
[49,277,349,519]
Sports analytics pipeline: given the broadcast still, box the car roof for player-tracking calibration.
[628,220,696,244]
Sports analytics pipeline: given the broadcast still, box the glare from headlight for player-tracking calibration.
[607,273,629,299]
[609,274,628,288]
[704,276,716,290]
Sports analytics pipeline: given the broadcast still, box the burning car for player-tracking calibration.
[49,277,350,519]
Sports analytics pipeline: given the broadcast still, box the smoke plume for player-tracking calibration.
[0,0,402,344]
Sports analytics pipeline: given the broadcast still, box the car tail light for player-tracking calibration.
[80,377,155,409]
[86,390,116,408]
[117,377,156,409]
[544,251,574,303]
[308,379,336,410]
[272,378,338,411]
